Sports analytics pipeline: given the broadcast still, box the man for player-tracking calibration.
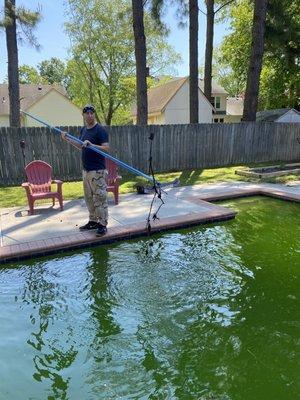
[61,105,109,236]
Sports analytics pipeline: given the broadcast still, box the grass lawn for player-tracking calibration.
[0,165,298,208]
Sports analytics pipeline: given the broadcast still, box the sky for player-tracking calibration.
[0,0,231,83]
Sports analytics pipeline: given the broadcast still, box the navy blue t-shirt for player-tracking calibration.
[79,123,108,171]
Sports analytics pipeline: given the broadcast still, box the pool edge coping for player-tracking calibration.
[0,209,236,264]
[0,186,299,264]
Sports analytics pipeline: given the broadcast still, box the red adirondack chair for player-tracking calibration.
[22,160,64,215]
[106,158,121,205]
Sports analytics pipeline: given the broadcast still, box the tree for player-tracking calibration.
[203,0,214,104]
[19,59,69,87]
[189,0,199,123]
[4,0,20,127]
[263,0,300,109]
[150,0,200,123]
[132,0,148,125]
[65,0,137,125]
[38,57,67,87]
[203,0,235,103]
[65,0,180,125]
[19,64,41,84]
[1,1,40,127]
[218,1,253,97]
[242,0,268,121]
[209,47,245,97]
[151,0,234,122]
[218,0,299,111]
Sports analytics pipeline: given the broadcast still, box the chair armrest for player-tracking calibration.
[52,180,63,194]
[21,182,31,194]
[110,175,122,184]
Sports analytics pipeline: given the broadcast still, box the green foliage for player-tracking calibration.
[64,0,181,125]
[15,5,41,48]
[19,59,69,87]
[262,0,300,108]
[38,57,68,87]
[1,2,41,47]
[65,0,138,125]
[217,0,300,109]
[218,1,253,96]
[19,64,42,84]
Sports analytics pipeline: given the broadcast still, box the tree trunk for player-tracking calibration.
[132,0,148,125]
[189,0,199,123]
[5,0,20,127]
[204,0,214,104]
[242,0,268,121]
[106,101,114,126]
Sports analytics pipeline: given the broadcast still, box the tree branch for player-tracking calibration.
[215,0,235,15]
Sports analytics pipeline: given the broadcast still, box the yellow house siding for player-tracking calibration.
[224,115,242,123]
[133,113,165,125]
[148,113,165,125]
[155,114,165,124]
[24,90,83,127]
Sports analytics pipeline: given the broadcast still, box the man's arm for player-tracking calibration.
[81,140,109,153]
[88,142,109,152]
[61,131,82,150]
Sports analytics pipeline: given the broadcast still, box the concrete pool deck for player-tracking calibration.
[1,181,299,264]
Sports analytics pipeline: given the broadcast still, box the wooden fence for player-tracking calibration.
[0,122,299,186]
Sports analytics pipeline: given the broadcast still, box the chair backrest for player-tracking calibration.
[106,158,119,185]
[25,160,52,193]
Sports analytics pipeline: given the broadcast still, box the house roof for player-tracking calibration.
[132,77,188,116]
[0,84,68,115]
[132,77,226,116]
[226,97,244,115]
[198,78,228,95]
[256,108,300,122]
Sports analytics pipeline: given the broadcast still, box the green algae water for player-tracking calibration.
[0,197,299,400]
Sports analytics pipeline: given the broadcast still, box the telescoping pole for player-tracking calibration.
[21,110,157,185]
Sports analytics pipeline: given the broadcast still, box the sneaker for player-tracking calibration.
[79,221,98,230]
[96,224,107,236]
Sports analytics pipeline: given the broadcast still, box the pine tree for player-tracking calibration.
[2,0,40,127]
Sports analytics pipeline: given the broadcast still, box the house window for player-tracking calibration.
[215,96,221,109]
[214,118,219,123]
[220,118,224,123]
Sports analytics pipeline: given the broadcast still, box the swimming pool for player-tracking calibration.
[0,197,299,399]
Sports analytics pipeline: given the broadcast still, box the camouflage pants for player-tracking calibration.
[83,169,108,226]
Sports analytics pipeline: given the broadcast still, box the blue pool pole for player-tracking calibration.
[21,110,157,185]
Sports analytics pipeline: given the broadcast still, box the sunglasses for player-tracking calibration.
[83,106,95,113]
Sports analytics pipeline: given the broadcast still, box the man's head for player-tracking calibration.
[83,105,95,114]
[82,104,96,126]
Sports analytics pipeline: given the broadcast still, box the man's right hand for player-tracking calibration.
[82,140,91,147]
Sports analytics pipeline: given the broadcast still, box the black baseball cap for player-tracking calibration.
[83,105,95,113]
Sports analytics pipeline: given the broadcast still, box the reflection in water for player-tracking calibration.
[19,255,86,399]
[0,198,299,399]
